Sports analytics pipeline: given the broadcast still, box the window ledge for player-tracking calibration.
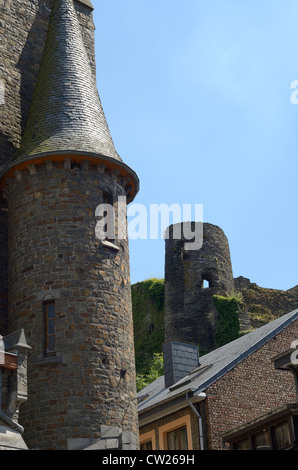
[35,354,62,366]
[101,240,120,251]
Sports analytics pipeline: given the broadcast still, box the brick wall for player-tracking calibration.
[204,318,298,449]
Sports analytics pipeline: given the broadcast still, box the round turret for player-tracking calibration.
[165,222,234,352]
[0,0,139,450]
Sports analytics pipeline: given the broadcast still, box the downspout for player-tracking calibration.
[0,367,24,434]
[186,393,204,450]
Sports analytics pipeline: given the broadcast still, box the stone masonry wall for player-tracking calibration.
[234,276,298,329]
[165,223,235,352]
[0,195,8,334]
[204,318,298,449]
[0,0,96,338]
[5,160,138,450]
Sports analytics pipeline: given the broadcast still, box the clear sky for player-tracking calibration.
[93,0,298,290]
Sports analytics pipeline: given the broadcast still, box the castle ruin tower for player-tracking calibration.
[0,0,139,450]
[165,223,234,352]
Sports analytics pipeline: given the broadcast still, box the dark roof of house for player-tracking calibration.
[138,308,298,415]
[13,0,120,162]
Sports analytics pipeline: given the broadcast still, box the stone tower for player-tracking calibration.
[0,0,139,450]
[165,222,234,352]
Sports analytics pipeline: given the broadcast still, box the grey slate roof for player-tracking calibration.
[13,0,121,162]
[77,0,93,9]
[138,308,298,415]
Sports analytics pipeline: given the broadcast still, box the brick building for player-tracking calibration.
[138,308,298,450]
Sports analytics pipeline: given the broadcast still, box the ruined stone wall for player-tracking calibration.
[6,160,138,450]
[165,223,234,352]
[234,276,298,330]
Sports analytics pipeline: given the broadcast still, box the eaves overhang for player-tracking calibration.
[138,389,206,428]
[0,150,139,203]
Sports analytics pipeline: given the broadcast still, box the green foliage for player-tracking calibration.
[136,352,164,392]
[248,303,274,324]
[132,279,165,376]
[225,289,244,303]
[213,295,241,347]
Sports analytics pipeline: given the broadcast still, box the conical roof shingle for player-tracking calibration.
[14,0,121,162]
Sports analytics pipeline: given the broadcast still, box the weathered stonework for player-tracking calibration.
[3,156,139,450]
[0,0,139,450]
[0,195,8,335]
[165,223,234,352]
[0,0,96,338]
[234,276,298,329]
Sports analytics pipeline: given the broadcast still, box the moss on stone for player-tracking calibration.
[132,279,165,375]
[213,295,241,347]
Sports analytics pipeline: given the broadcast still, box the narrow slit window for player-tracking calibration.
[102,190,115,240]
[103,190,113,206]
[44,301,56,356]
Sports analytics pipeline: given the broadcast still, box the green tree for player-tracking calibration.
[136,352,164,392]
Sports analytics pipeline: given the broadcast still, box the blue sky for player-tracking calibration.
[93,0,298,290]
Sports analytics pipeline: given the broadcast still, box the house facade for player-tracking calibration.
[138,308,298,450]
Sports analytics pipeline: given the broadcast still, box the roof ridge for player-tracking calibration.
[137,308,298,413]
[193,307,298,394]
[13,0,121,162]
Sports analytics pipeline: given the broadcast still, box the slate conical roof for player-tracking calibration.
[14,0,121,162]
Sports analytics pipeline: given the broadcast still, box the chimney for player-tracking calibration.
[163,341,199,388]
